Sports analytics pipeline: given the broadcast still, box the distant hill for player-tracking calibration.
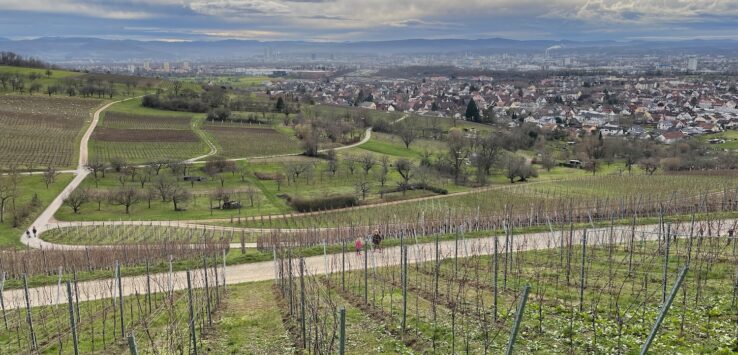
[1,37,737,63]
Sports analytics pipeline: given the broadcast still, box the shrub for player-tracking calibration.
[289,194,358,212]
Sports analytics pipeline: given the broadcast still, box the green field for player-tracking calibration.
[0,173,74,248]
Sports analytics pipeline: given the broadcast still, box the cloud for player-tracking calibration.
[188,0,290,16]
[561,0,738,24]
[0,0,154,19]
[3,0,738,41]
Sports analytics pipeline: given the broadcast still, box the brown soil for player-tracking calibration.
[92,127,200,142]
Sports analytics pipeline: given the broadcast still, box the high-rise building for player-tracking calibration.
[163,62,170,72]
[127,64,135,73]
[143,61,151,70]
[182,61,190,71]
[687,57,698,71]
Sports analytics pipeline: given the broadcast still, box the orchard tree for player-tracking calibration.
[109,187,140,214]
[639,157,660,175]
[395,158,414,195]
[63,188,89,214]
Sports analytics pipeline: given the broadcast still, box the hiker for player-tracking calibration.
[372,229,383,252]
[32,226,37,238]
[355,237,363,255]
[26,230,31,239]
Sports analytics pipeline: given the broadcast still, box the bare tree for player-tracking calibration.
[245,186,258,207]
[447,129,469,184]
[395,158,414,195]
[0,175,19,223]
[109,187,141,214]
[154,176,175,202]
[63,188,89,214]
[171,184,191,211]
[90,189,107,211]
[355,180,370,200]
[85,158,106,178]
[42,165,58,189]
[638,157,660,175]
[397,122,418,149]
[472,133,501,184]
[360,154,375,175]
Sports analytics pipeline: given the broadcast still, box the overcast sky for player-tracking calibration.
[2,0,738,42]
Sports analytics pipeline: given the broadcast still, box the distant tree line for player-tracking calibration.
[0,51,50,69]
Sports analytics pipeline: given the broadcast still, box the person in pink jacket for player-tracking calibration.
[354,238,363,255]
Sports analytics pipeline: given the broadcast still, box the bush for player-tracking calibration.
[380,183,448,195]
[289,194,358,212]
[254,172,284,180]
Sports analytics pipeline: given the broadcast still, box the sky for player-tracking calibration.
[2,0,738,42]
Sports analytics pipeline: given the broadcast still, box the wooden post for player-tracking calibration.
[364,239,368,304]
[22,274,37,350]
[0,272,7,330]
[579,230,587,312]
[187,270,198,355]
[662,224,671,303]
[338,306,346,355]
[146,261,152,314]
[66,281,79,355]
[299,258,306,349]
[117,261,125,338]
[401,246,408,333]
[505,285,531,355]
[203,257,212,327]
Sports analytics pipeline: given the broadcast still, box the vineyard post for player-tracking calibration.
[341,240,346,290]
[273,246,278,282]
[222,249,227,291]
[402,245,408,334]
[364,239,368,304]
[22,274,37,351]
[338,306,346,355]
[73,271,81,324]
[579,230,587,312]
[0,272,7,330]
[288,250,294,316]
[187,270,198,355]
[324,240,328,275]
[505,284,531,355]
[168,255,173,297]
[127,332,138,355]
[202,257,212,327]
[662,224,671,303]
[299,258,306,349]
[640,265,688,355]
[55,266,63,307]
[117,261,125,338]
[493,235,499,322]
[240,231,245,254]
[146,261,151,314]
[66,281,79,355]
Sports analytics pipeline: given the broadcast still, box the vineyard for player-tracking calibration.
[0,96,102,169]
[203,121,302,158]
[90,107,210,163]
[270,215,738,353]
[42,224,242,245]
[223,173,738,231]
[0,251,227,354]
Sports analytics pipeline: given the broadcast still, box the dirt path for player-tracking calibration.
[2,219,714,308]
[20,98,138,249]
